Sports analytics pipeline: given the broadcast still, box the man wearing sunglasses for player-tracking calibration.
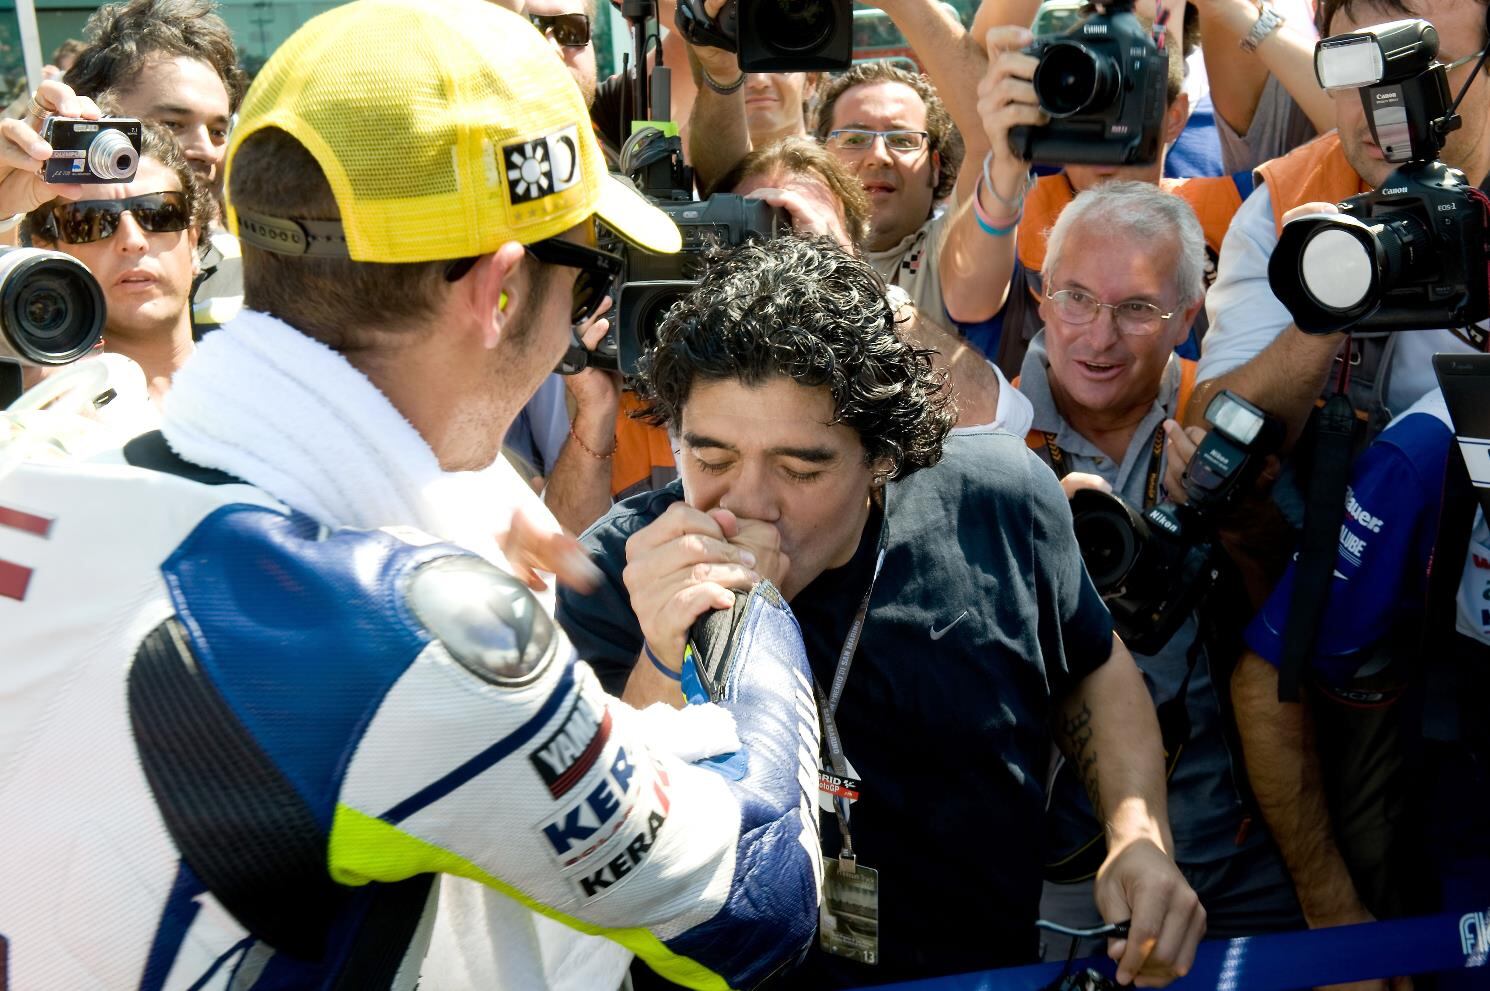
[528,0,599,107]
[1011,181,1305,957]
[22,120,212,401]
[0,3,825,990]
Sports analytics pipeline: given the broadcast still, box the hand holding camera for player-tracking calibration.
[0,80,105,217]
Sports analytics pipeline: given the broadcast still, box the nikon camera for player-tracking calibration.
[42,117,142,184]
[1009,0,1169,166]
[1069,391,1282,654]
[1268,19,1490,335]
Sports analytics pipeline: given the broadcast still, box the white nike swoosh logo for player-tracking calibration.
[929,610,968,640]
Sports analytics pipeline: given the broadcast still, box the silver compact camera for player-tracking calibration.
[41,116,142,184]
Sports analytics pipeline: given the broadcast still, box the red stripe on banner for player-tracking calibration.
[0,504,52,538]
[0,558,33,601]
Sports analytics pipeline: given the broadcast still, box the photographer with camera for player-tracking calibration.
[942,3,1254,374]
[15,117,212,403]
[558,232,1203,990]
[0,4,830,988]
[1010,181,1303,949]
[1186,0,1490,443]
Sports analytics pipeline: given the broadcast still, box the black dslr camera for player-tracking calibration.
[1069,391,1282,654]
[42,117,142,184]
[1269,19,1490,336]
[676,0,851,70]
[1009,0,1169,165]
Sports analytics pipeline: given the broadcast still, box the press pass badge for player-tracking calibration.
[819,855,880,964]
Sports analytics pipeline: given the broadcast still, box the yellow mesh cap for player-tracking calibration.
[224,0,679,262]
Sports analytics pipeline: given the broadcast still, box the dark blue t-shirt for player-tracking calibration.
[1246,405,1454,685]
[558,429,1114,987]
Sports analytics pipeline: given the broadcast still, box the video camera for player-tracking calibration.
[1069,391,1282,654]
[1009,0,1170,166]
[1269,19,1490,336]
[675,0,852,71]
[562,0,785,378]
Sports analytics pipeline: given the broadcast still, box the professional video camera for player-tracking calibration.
[675,0,852,71]
[1009,0,1169,166]
[1069,390,1282,654]
[1268,19,1490,336]
[564,0,784,378]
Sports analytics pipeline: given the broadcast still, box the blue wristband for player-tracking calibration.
[975,209,1020,237]
[644,642,682,681]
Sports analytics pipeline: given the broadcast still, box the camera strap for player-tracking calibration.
[1278,356,1361,702]
[1041,425,1167,510]
[814,515,887,873]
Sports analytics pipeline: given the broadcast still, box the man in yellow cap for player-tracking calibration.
[0,2,823,989]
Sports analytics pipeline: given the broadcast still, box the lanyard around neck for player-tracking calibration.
[1042,422,1167,510]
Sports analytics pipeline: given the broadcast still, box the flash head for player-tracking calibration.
[1314,18,1438,88]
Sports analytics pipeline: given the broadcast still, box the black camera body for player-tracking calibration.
[611,194,785,376]
[1269,19,1490,335]
[42,117,142,184]
[1071,391,1282,654]
[676,0,852,71]
[1009,1,1168,166]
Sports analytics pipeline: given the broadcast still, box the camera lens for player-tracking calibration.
[87,128,138,181]
[1033,41,1119,118]
[1301,227,1375,310]
[1070,489,1148,593]
[752,0,836,53]
[0,248,106,365]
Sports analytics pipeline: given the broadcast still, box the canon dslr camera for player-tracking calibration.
[1069,391,1282,654]
[42,117,142,184]
[1269,19,1490,336]
[1010,0,1169,165]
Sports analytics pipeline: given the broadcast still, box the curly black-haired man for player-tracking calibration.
[558,233,1206,990]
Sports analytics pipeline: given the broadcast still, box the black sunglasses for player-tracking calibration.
[443,235,621,326]
[45,191,191,245]
[529,12,591,46]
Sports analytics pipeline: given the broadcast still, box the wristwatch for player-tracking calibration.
[1240,1,1285,52]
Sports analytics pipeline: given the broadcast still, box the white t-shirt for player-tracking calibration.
[1198,182,1478,416]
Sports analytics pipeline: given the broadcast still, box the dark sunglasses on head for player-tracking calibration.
[529,12,591,47]
[45,191,191,245]
[443,235,621,326]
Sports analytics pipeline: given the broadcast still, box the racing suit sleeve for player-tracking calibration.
[329,556,823,991]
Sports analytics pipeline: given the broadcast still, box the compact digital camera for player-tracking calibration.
[1009,0,1169,166]
[676,0,852,71]
[1269,19,1490,335]
[41,116,142,184]
[1069,391,1282,654]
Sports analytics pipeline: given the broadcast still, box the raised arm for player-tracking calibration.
[1193,0,1333,137]
[940,25,1040,323]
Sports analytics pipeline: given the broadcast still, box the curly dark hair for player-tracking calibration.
[633,234,954,481]
[64,0,248,114]
[812,60,962,202]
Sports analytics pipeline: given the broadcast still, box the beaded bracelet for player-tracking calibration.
[568,422,615,460]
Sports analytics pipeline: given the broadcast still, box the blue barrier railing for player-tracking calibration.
[854,909,1490,990]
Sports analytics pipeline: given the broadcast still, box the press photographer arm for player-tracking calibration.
[1183,201,1347,445]
[683,0,751,194]
[1192,0,1333,138]
[1056,636,1206,988]
[940,25,1040,323]
[1229,654,1403,991]
[545,304,624,537]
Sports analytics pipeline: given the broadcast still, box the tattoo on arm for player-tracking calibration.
[1057,701,1103,821]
